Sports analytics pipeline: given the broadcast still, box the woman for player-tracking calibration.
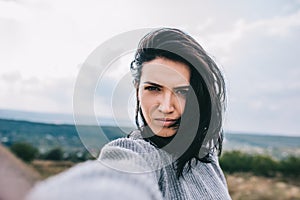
[26,28,231,200]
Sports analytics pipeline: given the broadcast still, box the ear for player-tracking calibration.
[133,79,139,88]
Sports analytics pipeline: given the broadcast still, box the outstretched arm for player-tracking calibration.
[26,138,163,200]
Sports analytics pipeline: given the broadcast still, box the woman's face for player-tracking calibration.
[138,57,191,137]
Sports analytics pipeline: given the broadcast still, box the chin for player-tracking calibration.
[155,128,176,137]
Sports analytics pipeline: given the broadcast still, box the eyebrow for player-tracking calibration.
[174,85,190,90]
[143,82,162,88]
[143,81,190,90]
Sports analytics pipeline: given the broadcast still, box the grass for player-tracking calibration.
[226,173,300,200]
[30,160,75,179]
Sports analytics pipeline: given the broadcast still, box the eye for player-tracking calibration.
[175,89,189,97]
[144,86,161,92]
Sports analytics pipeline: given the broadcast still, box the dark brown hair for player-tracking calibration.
[130,28,226,178]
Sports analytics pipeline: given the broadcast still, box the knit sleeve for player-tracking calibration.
[26,138,164,200]
[209,153,228,188]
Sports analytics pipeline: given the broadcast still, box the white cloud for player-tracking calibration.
[1,0,300,135]
[0,0,34,21]
[203,9,300,136]
[196,9,300,66]
[0,73,74,113]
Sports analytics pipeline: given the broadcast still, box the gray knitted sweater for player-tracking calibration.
[26,132,231,200]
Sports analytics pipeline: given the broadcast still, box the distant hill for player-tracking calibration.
[0,109,75,125]
[223,132,300,159]
[0,118,299,159]
[0,108,133,126]
[0,118,131,155]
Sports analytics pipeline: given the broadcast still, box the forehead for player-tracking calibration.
[140,58,190,87]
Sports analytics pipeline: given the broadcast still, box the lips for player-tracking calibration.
[154,118,177,127]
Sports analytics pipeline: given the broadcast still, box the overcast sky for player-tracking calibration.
[0,0,299,136]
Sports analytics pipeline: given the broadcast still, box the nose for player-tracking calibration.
[158,91,175,114]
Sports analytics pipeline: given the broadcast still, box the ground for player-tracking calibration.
[30,160,300,200]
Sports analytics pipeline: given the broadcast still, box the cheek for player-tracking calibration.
[139,92,159,119]
[182,98,187,110]
[140,94,157,112]
[178,98,187,114]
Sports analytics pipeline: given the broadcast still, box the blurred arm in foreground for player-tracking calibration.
[25,139,163,200]
[0,144,40,200]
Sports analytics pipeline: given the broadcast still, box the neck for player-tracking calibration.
[141,126,176,148]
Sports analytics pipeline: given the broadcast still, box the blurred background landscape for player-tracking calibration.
[0,109,300,199]
[1,0,300,199]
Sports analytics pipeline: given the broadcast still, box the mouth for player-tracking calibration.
[154,118,178,127]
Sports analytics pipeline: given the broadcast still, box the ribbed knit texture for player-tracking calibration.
[26,131,231,200]
[99,131,232,200]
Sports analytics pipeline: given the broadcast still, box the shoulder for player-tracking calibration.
[204,153,228,187]
[98,135,158,173]
[101,134,157,155]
